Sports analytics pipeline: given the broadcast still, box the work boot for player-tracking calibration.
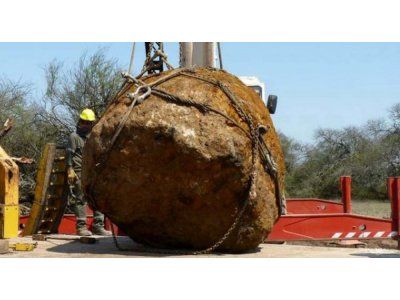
[92,227,112,236]
[77,228,93,236]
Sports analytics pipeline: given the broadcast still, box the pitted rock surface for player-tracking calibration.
[82,68,284,252]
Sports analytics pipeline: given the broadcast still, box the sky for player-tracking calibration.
[0,42,399,143]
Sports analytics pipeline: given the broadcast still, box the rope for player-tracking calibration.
[108,85,151,149]
[90,68,284,255]
[217,42,223,69]
[128,42,136,75]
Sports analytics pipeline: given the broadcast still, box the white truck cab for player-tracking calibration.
[239,76,278,114]
[239,76,266,103]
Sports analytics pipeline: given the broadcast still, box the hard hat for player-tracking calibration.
[79,109,96,122]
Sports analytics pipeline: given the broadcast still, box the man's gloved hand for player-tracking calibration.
[67,167,77,184]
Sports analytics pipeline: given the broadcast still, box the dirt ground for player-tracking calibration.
[1,235,399,258]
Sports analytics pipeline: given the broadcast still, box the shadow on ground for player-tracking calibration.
[351,252,400,258]
[46,237,261,257]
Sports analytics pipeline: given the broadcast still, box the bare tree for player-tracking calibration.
[0,78,39,203]
[0,49,124,205]
[37,48,124,140]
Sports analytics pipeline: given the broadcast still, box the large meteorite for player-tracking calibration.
[82,67,285,252]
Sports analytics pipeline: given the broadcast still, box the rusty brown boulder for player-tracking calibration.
[82,67,285,252]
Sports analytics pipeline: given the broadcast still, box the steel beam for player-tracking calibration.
[341,176,352,213]
[391,177,400,249]
[286,199,343,214]
[268,213,394,241]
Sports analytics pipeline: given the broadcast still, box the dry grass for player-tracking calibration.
[351,199,391,219]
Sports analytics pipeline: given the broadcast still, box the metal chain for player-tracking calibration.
[178,71,285,213]
[179,42,184,68]
[156,50,174,70]
[108,85,151,149]
[141,42,153,74]
[91,69,283,255]
[86,82,151,210]
[138,43,174,78]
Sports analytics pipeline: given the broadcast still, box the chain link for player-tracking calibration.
[141,42,153,74]
[138,43,174,78]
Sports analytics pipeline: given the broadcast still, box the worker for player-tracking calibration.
[66,108,111,236]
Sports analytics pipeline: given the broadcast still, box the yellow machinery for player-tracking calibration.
[23,143,69,236]
[0,146,19,239]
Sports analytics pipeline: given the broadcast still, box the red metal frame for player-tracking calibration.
[267,176,400,248]
[19,208,123,236]
[341,176,352,213]
[286,199,344,214]
[18,176,400,249]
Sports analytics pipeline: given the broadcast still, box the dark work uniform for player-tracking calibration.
[66,130,105,230]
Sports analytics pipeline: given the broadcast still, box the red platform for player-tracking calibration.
[19,176,400,248]
[266,176,400,245]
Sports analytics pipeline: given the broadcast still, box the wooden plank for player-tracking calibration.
[23,144,69,236]
[23,143,56,235]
